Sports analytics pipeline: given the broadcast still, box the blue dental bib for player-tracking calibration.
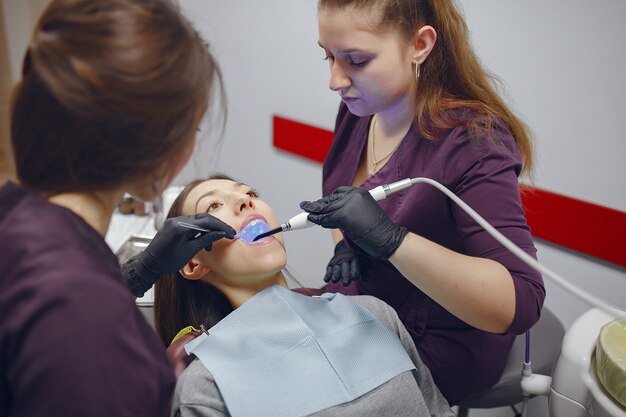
[184,285,416,417]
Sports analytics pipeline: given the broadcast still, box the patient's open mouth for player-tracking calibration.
[239,217,271,244]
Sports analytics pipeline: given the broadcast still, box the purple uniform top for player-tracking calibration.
[322,104,545,403]
[0,182,175,417]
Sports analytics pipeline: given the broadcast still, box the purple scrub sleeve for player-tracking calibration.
[322,103,545,403]
[0,182,175,417]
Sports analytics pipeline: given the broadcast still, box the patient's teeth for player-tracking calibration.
[239,219,270,243]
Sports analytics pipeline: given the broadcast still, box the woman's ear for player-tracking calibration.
[179,257,212,281]
[412,25,437,64]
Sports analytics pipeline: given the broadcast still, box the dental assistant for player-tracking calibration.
[299,0,546,403]
[0,0,230,415]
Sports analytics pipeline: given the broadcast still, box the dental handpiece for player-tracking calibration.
[253,178,415,241]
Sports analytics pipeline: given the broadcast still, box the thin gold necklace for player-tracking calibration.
[369,116,402,176]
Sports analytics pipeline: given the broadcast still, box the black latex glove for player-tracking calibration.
[325,240,365,286]
[301,186,408,259]
[139,213,236,275]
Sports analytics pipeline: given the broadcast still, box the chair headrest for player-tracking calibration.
[166,331,201,377]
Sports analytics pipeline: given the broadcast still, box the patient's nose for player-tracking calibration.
[237,195,254,212]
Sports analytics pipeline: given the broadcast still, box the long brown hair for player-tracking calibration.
[319,0,534,176]
[153,174,236,346]
[10,0,225,194]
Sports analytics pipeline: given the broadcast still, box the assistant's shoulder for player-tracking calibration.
[1,186,122,288]
[0,184,119,279]
[433,118,523,191]
[442,116,522,164]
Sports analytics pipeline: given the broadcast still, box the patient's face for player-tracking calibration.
[182,179,287,286]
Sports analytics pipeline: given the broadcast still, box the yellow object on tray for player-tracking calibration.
[594,319,626,409]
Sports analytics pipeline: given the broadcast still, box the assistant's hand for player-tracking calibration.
[139,213,236,275]
[301,186,408,259]
[325,240,365,286]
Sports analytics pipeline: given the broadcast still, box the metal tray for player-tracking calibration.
[115,234,153,265]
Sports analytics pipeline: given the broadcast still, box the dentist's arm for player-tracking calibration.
[301,186,515,333]
[389,232,515,333]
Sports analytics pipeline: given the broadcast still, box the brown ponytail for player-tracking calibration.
[10,0,225,193]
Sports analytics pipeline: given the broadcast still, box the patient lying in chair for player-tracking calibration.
[154,174,454,417]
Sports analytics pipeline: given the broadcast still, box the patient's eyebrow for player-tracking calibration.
[194,191,216,213]
[194,182,247,212]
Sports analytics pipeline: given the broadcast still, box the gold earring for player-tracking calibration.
[415,60,421,83]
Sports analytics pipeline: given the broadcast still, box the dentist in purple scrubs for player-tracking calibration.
[298,0,546,404]
[0,0,234,415]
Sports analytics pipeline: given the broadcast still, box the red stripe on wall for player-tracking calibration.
[272,115,626,267]
[522,188,626,267]
[273,115,333,164]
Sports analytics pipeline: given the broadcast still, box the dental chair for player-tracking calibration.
[456,307,564,417]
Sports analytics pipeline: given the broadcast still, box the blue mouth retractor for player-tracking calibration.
[238,219,271,243]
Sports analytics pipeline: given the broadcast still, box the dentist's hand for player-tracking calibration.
[325,240,365,286]
[123,213,236,297]
[300,186,408,260]
[140,213,237,275]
